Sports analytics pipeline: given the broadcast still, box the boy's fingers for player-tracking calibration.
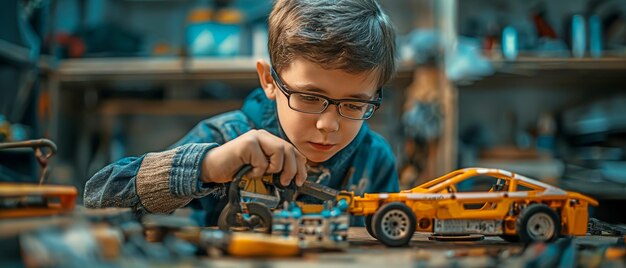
[245,137,269,178]
[242,130,306,186]
[264,143,284,174]
[255,130,291,174]
[279,147,297,186]
[294,150,307,186]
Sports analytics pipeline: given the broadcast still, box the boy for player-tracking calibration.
[84,0,399,226]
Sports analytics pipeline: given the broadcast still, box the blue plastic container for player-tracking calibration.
[186,9,242,57]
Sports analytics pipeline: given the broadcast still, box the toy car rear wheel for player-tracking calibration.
[372,202,416,247]
[365,214,377,239]
[516,204,560,243]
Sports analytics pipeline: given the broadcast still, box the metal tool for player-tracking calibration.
[217,165,275,233]
[588,218,626,236]
[299,180,340,201]
[0,139,77,219]
[144,213,300,258]
[217,165,343,233]
[0,138,57,184]
[178,228,301,257]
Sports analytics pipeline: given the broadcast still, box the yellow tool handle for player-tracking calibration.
[227,233,300,257]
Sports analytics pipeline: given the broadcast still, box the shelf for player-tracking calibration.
[560,179,626,200]
[98,99,243,116]
[475,158,564,181]
[52,57,416,86]
[0,39,53,69]
[492,57,626,72]
[54,57,259,82]
[0,39,31,64]
[459,57,626,89]
[474,158,626,199]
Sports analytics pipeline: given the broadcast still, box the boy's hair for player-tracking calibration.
[268,0,396,87]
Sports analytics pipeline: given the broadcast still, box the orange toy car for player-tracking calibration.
[345,168,598,247]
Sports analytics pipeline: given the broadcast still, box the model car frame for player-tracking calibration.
[345,168,598,247]
[272,200,350,249]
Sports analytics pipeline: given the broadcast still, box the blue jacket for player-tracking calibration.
[84,89,399,226]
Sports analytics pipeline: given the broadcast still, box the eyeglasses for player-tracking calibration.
[270,67,382,120]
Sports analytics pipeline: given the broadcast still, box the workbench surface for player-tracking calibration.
[199,227,624,267]
[3,215,623,267]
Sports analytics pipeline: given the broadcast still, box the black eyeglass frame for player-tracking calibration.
[270,66,383,120]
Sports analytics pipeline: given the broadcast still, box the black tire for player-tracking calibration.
[217,202,272,233]
[516,204,561,243]
[365,214,377,239]
[500,235,521,242]
[372,202,416,247]
[245,202,273,234]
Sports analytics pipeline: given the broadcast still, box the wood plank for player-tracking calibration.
[98,99,243,116]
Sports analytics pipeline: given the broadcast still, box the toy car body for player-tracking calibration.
[345,168,598,247]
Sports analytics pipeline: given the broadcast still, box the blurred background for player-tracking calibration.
[1,0,626,222]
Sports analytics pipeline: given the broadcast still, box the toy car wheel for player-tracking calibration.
[516,204,560,243]
[372,202,416,247]
[217,202,272,234]
[245,202,273,233]
[365,214,377,239]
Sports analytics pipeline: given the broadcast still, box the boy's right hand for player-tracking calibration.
[200,130,307,186]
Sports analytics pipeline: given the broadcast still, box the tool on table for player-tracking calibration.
[216,165,354,250]
[0,138,57,184]
[588,218,626,236]
[144,213,300,258]
[0,139,77,219]
[217,165,348,232]
[217,165,276,233]
[178,228,301,258]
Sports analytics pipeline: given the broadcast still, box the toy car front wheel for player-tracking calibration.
[516,204,560,243]
[372,202,416,247]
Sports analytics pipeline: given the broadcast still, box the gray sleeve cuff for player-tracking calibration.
[135,143,220,214]
[136,148,192,213]
[170,143,220,198]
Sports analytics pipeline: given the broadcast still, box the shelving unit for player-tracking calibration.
[449,0,626,209]
[456,57,626,195]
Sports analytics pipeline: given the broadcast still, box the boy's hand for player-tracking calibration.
[200,130,307,186]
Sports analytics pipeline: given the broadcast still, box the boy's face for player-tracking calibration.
[260,58,380,164]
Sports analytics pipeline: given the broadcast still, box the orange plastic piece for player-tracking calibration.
[0,183,78,219]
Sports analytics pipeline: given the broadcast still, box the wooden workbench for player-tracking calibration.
[198,228,623,267]
[3,212,622,267]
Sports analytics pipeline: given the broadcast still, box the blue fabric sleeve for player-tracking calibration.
[83,156,149,216]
